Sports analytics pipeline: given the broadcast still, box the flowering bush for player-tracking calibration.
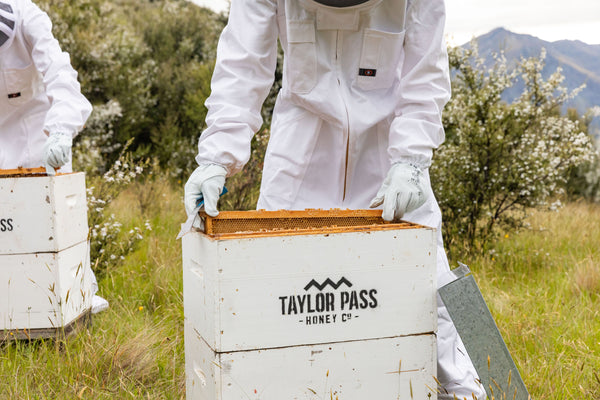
[73,100,124,176]
[86,145,151,274]
[432,44,597,253]
[566,106,600,201]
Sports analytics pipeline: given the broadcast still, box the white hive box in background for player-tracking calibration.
[0,168,89,254]
[1,168,93,338]
[182,209,438,400]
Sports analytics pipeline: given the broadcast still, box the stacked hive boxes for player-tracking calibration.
[182,209,438,399]
[0,169,92,339]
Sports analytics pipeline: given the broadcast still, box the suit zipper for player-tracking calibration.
[336,30,351,202]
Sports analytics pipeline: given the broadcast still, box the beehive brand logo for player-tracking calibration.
[303,277,352,291]
[278,277,378,326]
[0,218,14,232]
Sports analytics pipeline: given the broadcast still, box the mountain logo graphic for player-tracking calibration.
[304,277,353,291]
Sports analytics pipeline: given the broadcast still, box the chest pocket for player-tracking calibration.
[2,63,42,107]
[286,20,317,94]
[355,28,405,91]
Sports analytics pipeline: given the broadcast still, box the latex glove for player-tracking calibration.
[369,162,428,221]
[43,131,73,175]
[184,163,227,217]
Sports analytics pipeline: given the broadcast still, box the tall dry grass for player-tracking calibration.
[463,201,600,399]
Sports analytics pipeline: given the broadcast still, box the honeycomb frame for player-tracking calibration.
[200,209,422,239]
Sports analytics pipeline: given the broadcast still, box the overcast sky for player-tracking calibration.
[191,0,600,45]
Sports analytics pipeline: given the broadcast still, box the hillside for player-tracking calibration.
[468,27,600,133]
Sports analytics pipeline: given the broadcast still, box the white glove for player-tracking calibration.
[369,162,428,221]
[184,164,227,217]
[43,131,73,175]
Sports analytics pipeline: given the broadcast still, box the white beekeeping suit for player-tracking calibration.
[185,0,486,398]
[0,0,91,174]
[0,0,108,314]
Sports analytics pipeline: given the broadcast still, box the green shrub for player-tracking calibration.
[39,0,226,176]
[433,44,596,255]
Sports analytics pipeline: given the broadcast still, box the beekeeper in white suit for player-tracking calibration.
[185,0,486,398]
[0,0,108,314]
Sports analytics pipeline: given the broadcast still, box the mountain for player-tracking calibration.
[466,28,600,133]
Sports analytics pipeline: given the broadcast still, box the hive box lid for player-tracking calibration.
[0,169,89,255]
[183,210,437,353]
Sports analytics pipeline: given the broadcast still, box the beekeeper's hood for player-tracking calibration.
[0,0,15,50]
[301,0,383,10]
[299,0,383,30]
[307,0,376,6]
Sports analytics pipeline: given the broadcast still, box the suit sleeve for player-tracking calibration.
[22,0,92,137]
[388,0,451,168]
[196,0,279,175]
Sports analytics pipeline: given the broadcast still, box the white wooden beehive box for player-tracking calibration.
[182,209,438,400]
[0,168,93,336]
[0,168,89,254]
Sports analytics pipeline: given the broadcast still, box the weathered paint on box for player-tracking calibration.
[0,237,92,331]
[0,240,92,331]
[0,172,88,255]
[185,321,437,400]
[182,226,437,353]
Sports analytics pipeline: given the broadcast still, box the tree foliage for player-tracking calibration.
[432,44,597,254]
[565,107,600,202]
[39,0,226,177]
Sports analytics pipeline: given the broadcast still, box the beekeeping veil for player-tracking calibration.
[299,0,385,30]
[309,0,373,6]
[301,0,383,9]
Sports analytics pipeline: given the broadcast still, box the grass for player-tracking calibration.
[1,180,600,399]
[463,201,600,399]
[1,177,186,399]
